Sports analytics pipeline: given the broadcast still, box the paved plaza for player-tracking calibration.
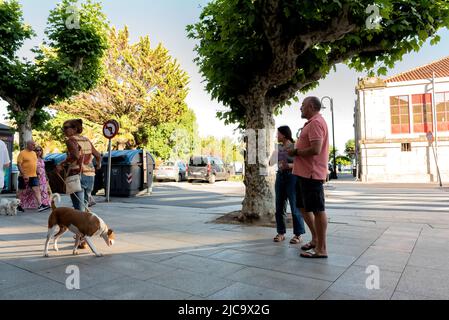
[1,180,449,300]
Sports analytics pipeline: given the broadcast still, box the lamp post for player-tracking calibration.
[321,96,338,180]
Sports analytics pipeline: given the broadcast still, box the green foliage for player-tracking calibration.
[51,27,190,147]
[0,0,108,141]
[188,0,449,127]
[345,139,356,158]
[336,155,352,166]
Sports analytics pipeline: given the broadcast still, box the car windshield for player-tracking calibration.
[162,162,175,167]
[189,156,208,167]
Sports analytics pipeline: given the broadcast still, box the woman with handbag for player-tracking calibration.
[57,119,101,212]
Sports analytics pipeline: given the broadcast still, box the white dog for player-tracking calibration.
[0,198,21,216]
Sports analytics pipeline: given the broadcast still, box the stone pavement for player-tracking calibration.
[1,184,449,300]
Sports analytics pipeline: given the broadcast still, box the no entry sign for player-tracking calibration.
[103,120,120,139]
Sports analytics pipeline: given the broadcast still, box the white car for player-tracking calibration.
[155,161,187,182]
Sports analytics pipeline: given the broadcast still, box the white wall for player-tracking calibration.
[358,77,449,183]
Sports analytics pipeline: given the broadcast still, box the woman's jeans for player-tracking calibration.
[70,174,94,212]
[275,171,306,236]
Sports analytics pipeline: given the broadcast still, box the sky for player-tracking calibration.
[1,0,449,152]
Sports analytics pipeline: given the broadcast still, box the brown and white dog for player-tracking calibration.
[44,194,115,257]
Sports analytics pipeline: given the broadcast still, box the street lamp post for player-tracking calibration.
[321,96,338,180]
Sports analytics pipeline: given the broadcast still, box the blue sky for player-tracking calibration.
[1,0,449,152]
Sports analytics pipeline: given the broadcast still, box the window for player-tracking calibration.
[435,92,449,132]
[412,94,433,133]
[401,143,411,152]
[390,96,410,134]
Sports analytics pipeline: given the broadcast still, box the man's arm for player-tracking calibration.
[289,140,323,157]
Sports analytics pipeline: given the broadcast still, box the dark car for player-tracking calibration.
[187,156,229,184]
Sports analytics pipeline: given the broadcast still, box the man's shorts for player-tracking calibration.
[296,177,325,213]
[18,176,39,189]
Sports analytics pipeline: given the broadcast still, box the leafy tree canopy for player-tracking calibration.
[188,0,449,127]
[0,0,109,145]
[51,26,190,147]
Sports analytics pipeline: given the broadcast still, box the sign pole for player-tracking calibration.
[106,138,112,202]
[427,132,443,188]
[103,119,120,202]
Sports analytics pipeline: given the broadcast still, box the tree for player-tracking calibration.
[143,108,200,160]
[188,0,449,220]
[0,0,108,148]
[52,26,190,147]
[345,139,356,159]
[329,146,338,163]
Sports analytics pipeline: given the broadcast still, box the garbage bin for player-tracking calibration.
[44,153,67,194]
[11,164,19,192]
[102,150,155,197]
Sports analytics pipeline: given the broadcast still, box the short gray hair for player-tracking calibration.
[307,96,322,111]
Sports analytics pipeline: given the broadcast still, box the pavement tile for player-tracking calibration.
[325,265,402,300]
[86,276,191,300]
[36,263,124,289]
[318,290,365,300]
[159,254,245,277]
[148,269,234,298]
[396,266,449,299]
[407,248,449,271]
[0,267,50,292]
[391,291,437,300]
[207,282,293,300]
[225,267,331,300]
[0,279,98,300]
[81,254,178,280]
[353,247,411,273]
[271,259,347,282]
[371,235,418,253]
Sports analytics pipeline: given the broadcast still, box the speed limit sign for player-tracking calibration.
[103,120,120,139]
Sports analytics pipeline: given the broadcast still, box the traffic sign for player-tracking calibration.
[103,120,119,139]
[426,131,434,143]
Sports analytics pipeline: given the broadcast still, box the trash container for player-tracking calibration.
[44,153,67,194]
[11,164,19,192]
[102,150,155,197]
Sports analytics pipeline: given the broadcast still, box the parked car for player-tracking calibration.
[155,160,187,182]
[187,156,229,184]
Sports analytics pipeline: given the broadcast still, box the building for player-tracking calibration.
[355,56,449,183]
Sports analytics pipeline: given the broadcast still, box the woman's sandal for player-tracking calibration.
[273,234,286,242]
[289,236,302,244]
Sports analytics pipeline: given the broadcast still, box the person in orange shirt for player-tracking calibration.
[17,140,50,212]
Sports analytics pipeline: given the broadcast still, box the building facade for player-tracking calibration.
[355,56,449,183]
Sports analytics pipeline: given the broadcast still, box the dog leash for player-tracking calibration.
[55,170,92,213]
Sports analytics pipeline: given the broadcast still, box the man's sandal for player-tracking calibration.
[301,242,316,251]
[273,234,286,242]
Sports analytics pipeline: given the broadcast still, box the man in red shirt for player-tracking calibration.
[288,96,329,258]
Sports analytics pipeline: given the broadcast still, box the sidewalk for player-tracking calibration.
[0,193,448,300]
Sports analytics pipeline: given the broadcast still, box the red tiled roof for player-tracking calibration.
[385,56,449,83]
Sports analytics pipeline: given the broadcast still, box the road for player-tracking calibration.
[109,180,245,209]
[105,174,449,215]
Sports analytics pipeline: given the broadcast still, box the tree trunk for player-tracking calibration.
[240,97,276,220]
[18,111,34,150]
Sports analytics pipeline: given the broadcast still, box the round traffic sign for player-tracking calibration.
[103,120,120,139]
[426,131,434,143]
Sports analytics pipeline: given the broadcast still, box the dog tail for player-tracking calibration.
[51,193,61,210]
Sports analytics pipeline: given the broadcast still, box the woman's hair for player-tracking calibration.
[35,145,44,158]
[278,126,294,143]
[64,119,83,134]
